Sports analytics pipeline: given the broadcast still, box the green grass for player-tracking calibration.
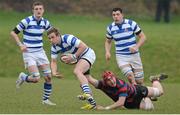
[0,10,180,113]
[0,77,180,114]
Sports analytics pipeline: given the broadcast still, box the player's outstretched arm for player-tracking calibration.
[86,75,99,87]
[97,96,126,110]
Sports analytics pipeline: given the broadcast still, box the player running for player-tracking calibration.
[10,1,56,105]
[105,8,147,85]
[47,27,97,109]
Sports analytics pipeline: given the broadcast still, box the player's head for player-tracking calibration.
[112,8,123,23]
[32,1,44,19]
[102,70,117,87]
[47,27,61,45]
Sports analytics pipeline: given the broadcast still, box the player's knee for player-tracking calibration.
[144,101,154,110]
[134,71,144,80]
[42,67,51,77]
[30,72,40,83]
[121,66,133,77]
[124,73,136,84]
[152,87,162,97]
[134,71,144,85]
[73,68,81,76]
[135,79,144,85]
[42,67,52,83]
[142,98,154,110]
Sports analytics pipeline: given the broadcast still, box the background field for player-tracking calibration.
[0,10,180,114]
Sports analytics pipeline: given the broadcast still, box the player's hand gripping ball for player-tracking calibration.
[60,53,77,65]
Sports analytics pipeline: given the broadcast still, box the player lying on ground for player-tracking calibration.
[78,70,168,110]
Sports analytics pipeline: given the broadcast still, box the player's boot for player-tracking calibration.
[16,72,26,88]
[78,93,96,109]
[149,73,168,82]
[81,103,96,110]
[77,93,91,101]
[42,99,56,106]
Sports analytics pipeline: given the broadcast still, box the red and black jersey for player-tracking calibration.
[97,78,136,102]
[96,78,148,109]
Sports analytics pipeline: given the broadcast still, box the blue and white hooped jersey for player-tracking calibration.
[106,19,141,55]
[51,34,82,59]
[16,15,51,52]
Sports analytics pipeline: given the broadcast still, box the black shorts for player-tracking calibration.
[124,85,148,109]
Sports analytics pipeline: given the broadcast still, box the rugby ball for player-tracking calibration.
[60,53,77,65]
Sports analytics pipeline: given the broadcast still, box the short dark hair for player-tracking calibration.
[47,27,61,36]
[112,8,122,13]
[32,1,44,9]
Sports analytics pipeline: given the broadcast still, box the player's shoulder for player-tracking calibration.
[41,17,50,23]
[107,22,115,30]
[124,18,137,25]
[21,15,32,23]
[109,22,115,26]
[62,34,76,39]
[28,15,36,21]
[62,34,73,36]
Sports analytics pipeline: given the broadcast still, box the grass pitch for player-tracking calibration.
[0,10,180,113]
[0,77,180,114]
